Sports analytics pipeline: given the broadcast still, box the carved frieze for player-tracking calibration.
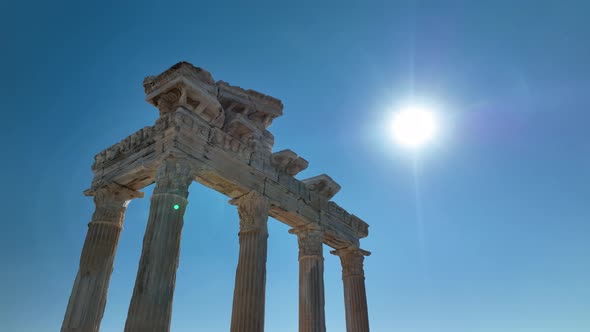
[92,126,156,171]
[208,127,253,162]
[89,62,370,250]
[320,203,369,239]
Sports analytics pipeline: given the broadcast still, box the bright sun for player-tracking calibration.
[390,105,438,149]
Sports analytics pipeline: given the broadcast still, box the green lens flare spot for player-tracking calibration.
[173,204,180,210]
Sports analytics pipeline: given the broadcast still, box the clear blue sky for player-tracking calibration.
[1,0,589,331]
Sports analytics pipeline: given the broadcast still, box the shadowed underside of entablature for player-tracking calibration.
[88,61,369,249]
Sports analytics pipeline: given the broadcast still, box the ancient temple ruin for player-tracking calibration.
[62,62,371,332]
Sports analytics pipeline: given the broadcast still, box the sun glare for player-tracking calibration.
[390,105,438,149]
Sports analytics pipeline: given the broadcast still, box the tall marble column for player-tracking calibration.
[229,191,271,332]
[125,159,193,332]
[289,226,326,332]
[62,184,143,332]
[331,247,371,332]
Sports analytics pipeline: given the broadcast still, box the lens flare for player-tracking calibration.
[390,105,438,149]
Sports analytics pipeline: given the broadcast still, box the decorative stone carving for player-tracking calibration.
[144,62,224,128]
[331,247,371,278]
[84,184,144,226]
[217,80,283,130]
[153,158,193,196]
[289,226,324,258]
[271,149,309,176]
[225,115,257,141]
[247,90,282,132]
[272,149,296,168]
[209,127,253,161]
[66,61,372,332]
[155,88,182,114]
[143,62,216,96]
[286,157,308,176]
[230,191,271,233]
[90,62,369,244]
[153,113,173,133]
[302,174,341,200]
[258,130,275,152]
[92,126,155,170]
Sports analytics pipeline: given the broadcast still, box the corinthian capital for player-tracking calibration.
[154,158,194,196]
[230,191,270,233]
[289,226,324,259]
[84,183,143,226]
[331,247,371,278]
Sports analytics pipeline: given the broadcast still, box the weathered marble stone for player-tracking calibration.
[229,191,270,332]
[124,159,193,332]
[63,62,371,331]
[62,184,143,332]
[302,174,341,200]
[332,247,371,332]
[290,226,326,332]
[271,149,309,176]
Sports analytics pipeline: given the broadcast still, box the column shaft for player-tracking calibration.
[230,192,270,332]
[125,159,192,332]
[290,227,326,332]
[332,248,371,332]
[62,185,142,332]
[342,276,369,332]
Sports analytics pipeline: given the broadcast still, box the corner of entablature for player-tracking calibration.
[330,245,371,258]
[144,63,223,127]
[302,174,341,200]
[83,182,144,202]
[271,149,309,176]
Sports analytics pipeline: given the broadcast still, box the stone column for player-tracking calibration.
[124,159,193,332]
[229,191,271,332]
[289,226,326,332]
[331,247,371,332]
[62,184,143,332]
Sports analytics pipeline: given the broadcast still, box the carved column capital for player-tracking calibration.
[154,158,194,197]
[331,247,371,278]
[84,184,143,227]
[230,191,270,233]
[289,226,324,259]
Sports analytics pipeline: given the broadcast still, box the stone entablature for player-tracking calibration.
[87,62,369,248]
[63,62,371,332]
